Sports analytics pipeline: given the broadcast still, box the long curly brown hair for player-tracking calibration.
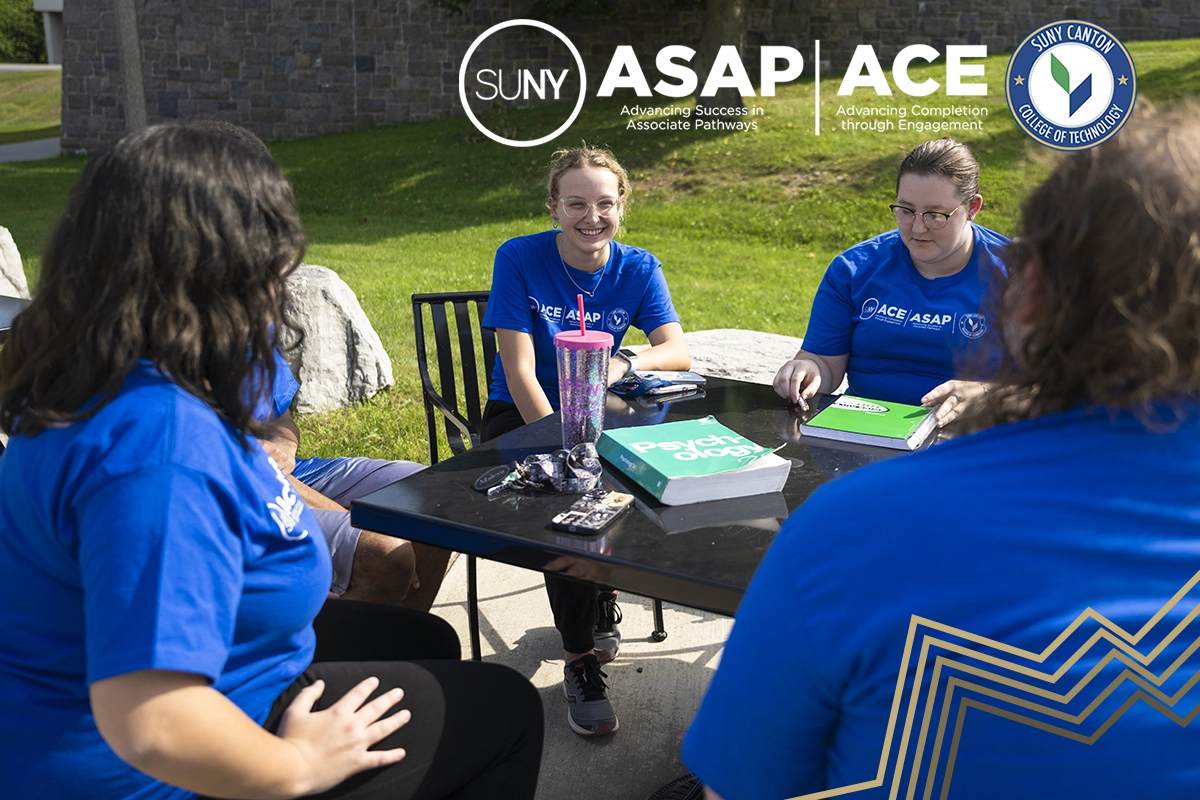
[966,103,1200,429]
[0,124,305,439]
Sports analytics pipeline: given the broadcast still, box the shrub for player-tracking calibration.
[0,0,47,64]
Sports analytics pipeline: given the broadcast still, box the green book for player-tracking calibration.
[800,395,936,451]
[597,416,789,506]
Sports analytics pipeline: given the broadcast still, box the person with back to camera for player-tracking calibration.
[0,125,543,800]
[481,146,691,737]
[188,118,449,612]
[684,104,1200,799]
[773,138,1008,427]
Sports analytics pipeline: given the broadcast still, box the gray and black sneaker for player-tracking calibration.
[563,653,618,736]
[594,590,622,663]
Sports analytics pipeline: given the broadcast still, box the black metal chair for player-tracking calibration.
[411,290,667,661]
[412,291,496,465]
[412,291,495,661]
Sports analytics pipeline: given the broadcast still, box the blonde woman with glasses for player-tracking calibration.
[773,138,1008,427]
[481,146,690,738]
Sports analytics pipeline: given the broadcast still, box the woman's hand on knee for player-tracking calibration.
[276,676,410,794]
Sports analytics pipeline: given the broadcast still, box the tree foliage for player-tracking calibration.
[0,0,46,63]
[428,0,703,22]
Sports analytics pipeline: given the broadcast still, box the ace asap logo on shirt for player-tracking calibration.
[860,297,987,338]
[528,294,631,332]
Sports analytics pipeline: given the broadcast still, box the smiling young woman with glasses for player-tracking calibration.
[772,137,1009,427]
[479,146,690,740]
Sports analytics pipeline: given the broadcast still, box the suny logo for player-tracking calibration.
[460,20,587,147]
[462,22,994,148]
[1006,20,1137,150]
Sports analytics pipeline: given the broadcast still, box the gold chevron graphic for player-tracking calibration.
[785,569,1200,800]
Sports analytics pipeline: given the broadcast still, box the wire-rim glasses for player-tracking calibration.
[889,203,964,230]
[558,197,622,219]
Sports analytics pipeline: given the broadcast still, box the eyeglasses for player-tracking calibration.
[889,203,964,230]
[558,197,622,219]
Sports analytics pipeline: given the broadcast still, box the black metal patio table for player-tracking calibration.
[351,377,908,622]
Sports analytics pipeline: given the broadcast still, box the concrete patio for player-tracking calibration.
[430,553,732,799]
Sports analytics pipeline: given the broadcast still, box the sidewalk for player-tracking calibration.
[0,63,62,163]
[431,554,732,800]
[0,138,60,163]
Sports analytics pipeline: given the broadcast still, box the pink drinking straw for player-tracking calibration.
[577,293,586,336]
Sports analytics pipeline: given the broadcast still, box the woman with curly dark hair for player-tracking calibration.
[686,104,1200,799]
[0,125,542,800]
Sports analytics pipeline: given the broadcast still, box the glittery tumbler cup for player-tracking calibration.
[555,329,614,451]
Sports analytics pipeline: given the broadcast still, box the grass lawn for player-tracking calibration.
[1,40,1198,463]
[0,71,61,146]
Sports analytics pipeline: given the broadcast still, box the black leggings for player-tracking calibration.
[209,601,543,800]
[480,400,602,655]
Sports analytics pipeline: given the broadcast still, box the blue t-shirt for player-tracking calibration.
[684,406,1200,799]
[253,350,340,486]
[801,225,1009,405]
[0,361,330,800]
[482,230,680,409]
[255,347,301,422]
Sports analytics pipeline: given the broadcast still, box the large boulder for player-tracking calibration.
[0,227,31,299]
[281,264,393,414]
[683,329,801,386]
[683,329,849,392]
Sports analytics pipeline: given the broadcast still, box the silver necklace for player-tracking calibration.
[556,235,608,298]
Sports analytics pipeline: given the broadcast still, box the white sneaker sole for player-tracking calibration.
[562,682,619,737]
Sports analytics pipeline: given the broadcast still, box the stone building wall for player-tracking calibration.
[800,0,1199,62]
[61,0,1196,152]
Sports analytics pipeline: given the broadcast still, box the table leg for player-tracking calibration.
[468,554,482,660]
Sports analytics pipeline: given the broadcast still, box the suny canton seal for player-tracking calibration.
[606,308,631,332]
[1006,20,1137,151]
[958,313,987,340]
